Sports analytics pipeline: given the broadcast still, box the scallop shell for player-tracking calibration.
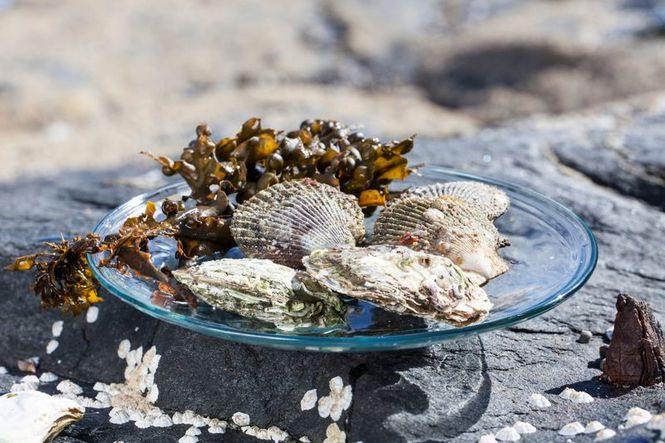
[373,195,509,284]
[172,258,345,329]
[303,245,493,326]
[230,179,365,268]
[395,181,510,220]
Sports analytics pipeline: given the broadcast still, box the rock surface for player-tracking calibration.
[3,0,665,441]
[1,95,665,442]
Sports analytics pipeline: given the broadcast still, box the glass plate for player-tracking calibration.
[88,166,597,352]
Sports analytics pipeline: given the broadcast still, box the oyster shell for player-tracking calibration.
[373,195,509,284]
[395,181,510,220]
[303,245,493,326]
[230,179,365,268]
[0,390,85,442]
[172,258,345,329]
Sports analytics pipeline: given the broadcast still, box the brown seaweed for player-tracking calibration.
[144,118,415,209]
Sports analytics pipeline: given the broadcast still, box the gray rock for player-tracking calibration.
[2,99,665,442]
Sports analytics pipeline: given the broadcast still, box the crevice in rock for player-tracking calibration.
[65,192,120,211]
[551,145,665,212]
[345,362,369,437]
[506,326,569,336]
[434,337,493,440]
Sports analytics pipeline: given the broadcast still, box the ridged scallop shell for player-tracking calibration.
[303,245,492,326]
[373,195,509,284]
[173,258,345,329]
[395,181,510,220]
[230,179,365,268]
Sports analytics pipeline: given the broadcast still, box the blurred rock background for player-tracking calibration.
[1,0,665,181]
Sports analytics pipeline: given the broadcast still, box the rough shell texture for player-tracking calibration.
[0,391,85,442]
[602,293,665,386]
[373,195,509,284]
[395,181,510,220]
[303,245,493,326]
[173,258,345,329]
[230,179,365,268]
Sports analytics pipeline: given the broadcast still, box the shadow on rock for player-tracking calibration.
[347,337,491,442]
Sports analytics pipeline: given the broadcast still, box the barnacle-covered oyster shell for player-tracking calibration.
[303,245,492,326]
[172,258,345,329]
[373,195,509,284]
[395,181,510,220]
[230,179,365,268]
[0,391,85,442]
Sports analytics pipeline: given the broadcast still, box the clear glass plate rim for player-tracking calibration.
[88,165,598,351]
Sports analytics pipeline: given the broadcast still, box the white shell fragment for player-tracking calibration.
[621,407,652,428]
[373,195,509,284]
[208,417,227,434]
[513,421,536,434]
[528,393,551,409]
[39,372,59,383]
[0,391,84,442]
[494,426,521,441]
[478,434,498,443]
[594,428,617,441]
[558,421,585,436]
[186,426,201,436]
[323,423,346,443]
[232,412,250,427]
[57,379,84,396]
[397,181,510,220]
[46,339,59,355]
[300,389,318,411]
[11,380,39,392]
[647,413,665,433]
[173,258,344,329]
[117,339,131,359]
[21,375,40,384]
[52,320,64,337]
[317,376,352,422]
[584,421,606,433]
[86,306,99,323]
[304,245,493,326]
[559,387,594,403]
[231,179,365,268]
[605,326,614,341]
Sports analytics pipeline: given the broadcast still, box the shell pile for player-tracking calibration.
[231,179,365,268]
[373,193,509,284]
[175,179,511,328]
